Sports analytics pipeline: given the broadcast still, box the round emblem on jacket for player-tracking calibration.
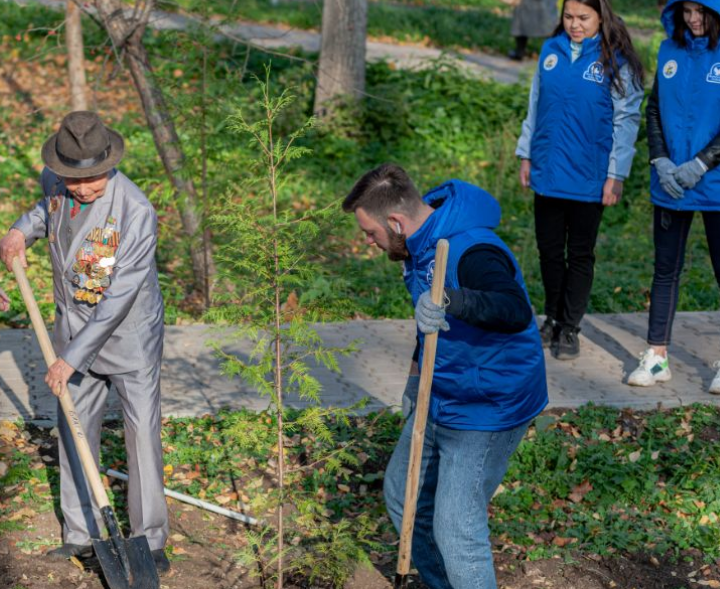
[543,54,558,71]
[582,61,605,84]
[426,260,435,286]
[662,60,678,79]
[707,62,720,84]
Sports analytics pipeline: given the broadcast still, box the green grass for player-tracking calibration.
[4,405,720,570]
[100,405,720,561]
[499,404,720,559]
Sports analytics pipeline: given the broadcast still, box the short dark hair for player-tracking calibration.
[342,164,422,220]
[673,2,720,49]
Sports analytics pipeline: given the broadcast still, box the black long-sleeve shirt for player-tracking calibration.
[647,73,720,170]
[412,243,533,362]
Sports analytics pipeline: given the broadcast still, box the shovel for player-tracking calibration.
[394,239,449,589]
[12,257,159,589]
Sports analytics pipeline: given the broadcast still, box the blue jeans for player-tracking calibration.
[383,413,529,589]
[648,206,720,345]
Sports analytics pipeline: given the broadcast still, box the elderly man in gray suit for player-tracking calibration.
[0,111,170,574]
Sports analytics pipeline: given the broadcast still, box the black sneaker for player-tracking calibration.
[554,326,580,360]
[45,543,93,560]
[507,49,524,61]
[539,317,558,348]
[152,549,171,576]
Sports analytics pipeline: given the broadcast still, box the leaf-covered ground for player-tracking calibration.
[2,405,720,588]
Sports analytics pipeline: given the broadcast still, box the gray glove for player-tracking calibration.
[674,157,707,190]
[654,157,684,199]
[401,375,420,418]
[415,290,449,334]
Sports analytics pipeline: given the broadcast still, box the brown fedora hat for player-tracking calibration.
[41,111,124,178]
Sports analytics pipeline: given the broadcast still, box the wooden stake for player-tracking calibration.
[394,239,449,589]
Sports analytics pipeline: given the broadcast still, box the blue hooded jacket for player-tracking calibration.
[652,0,720,210]
[403,180,548,431]
[530,32,618,202]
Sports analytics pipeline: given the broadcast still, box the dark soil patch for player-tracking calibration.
[5,498,719,589]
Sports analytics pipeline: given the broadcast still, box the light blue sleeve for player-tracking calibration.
[515,67,540,160]
[607,64,643,181]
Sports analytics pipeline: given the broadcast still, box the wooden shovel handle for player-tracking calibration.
[12,257,110,509]
[396,239,449,579]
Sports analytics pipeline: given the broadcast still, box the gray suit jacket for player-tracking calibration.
[13,168,164,375]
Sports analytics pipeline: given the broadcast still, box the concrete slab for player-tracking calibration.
[2,313,720,424]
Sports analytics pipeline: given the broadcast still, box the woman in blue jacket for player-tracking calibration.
[628,0,720,390]
[516,0,644,360]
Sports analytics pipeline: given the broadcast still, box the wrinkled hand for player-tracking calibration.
[0,228,27,271]
[519,159,531,189]
[654,157,684,200]
[602,178,624,206]
[45,358,76,398]
[674,158,707,190]
[0,288,9,312]
[415,290,449,334]
[401,375,420,418]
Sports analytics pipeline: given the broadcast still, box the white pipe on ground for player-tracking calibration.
[103,467,260,526]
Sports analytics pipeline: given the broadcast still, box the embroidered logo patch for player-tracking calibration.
[707,62,720,84]
[663,60,678,79]
[426,260,435,287]
[543,54,559,71]
[582,61,605,84]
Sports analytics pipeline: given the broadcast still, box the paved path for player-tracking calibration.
[2,312,720,424]
[7,0,534,85]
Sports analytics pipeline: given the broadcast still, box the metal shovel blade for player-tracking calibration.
[93,535,159,589]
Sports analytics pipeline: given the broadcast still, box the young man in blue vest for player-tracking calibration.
[343,164,549,589]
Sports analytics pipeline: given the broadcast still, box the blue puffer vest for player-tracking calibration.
[530,32,617,202]
[652,0,720,210]
[404,180,548,431]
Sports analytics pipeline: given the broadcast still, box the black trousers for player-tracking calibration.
[648,206,720,345]
[534,194,605,328]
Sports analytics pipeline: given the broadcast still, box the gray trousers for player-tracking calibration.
[57,363,169,550]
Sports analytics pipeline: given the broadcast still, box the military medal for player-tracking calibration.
[70,218,120,306]
[48,196,60,215]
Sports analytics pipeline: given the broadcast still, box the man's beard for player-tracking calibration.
[386,227,409,262]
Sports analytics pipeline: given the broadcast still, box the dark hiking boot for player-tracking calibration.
[539,317,559,348]
[46,543,93,560]
[152,549,171,576]
[554,326,580,360]
[507,48,525,60]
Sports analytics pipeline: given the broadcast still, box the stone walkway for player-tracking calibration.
[2,312,720,424]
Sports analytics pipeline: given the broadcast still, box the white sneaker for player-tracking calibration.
[627,349,672,387]
[710,361,720,395]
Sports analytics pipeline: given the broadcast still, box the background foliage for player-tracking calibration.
[0,1,713,325]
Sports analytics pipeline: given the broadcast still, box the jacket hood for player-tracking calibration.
[662,0,720,38]
[406,180,500,256]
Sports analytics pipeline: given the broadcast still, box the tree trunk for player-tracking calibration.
[91,0,214,297]
[66,0,88,111]
[313,0,367,117]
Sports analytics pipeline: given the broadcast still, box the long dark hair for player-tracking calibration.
[672,2,720,49]
[553,0,645,95]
